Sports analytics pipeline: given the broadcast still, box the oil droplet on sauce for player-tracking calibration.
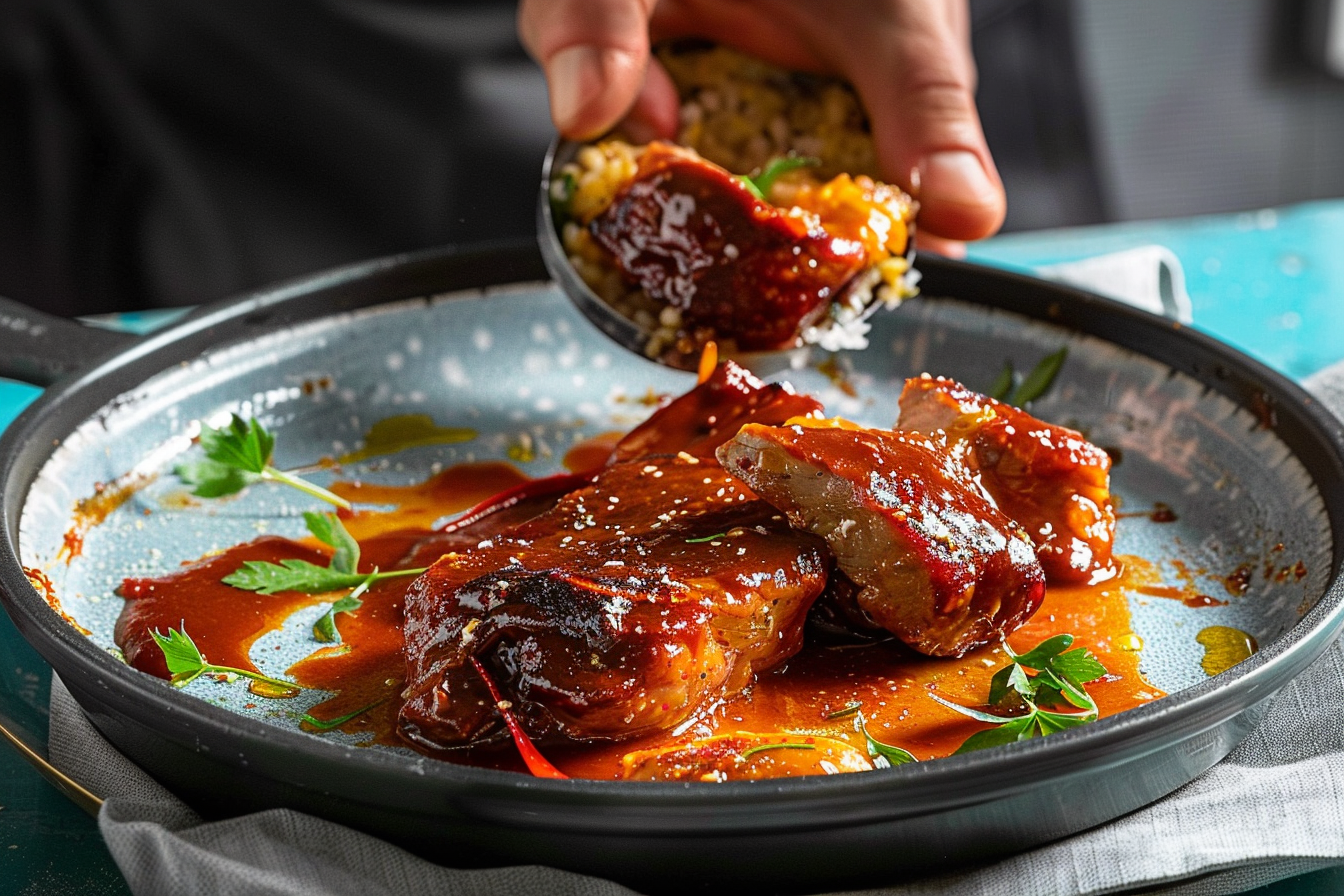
[1117,633,1144,652]
[1196,626,1258,676]
[248,679,301,699]
[1223,564,1253,596]
[339,414,477,464]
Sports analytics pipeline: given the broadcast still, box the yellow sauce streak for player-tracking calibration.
[339,414,477,464]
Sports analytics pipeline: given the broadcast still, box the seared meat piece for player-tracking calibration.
[590,142,875,351]
[718,422,1045,657]
[611,359,822,463]
[897,376,1116,583]
[399,456,829,750]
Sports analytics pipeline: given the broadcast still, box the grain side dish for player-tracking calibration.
[550,45,920,367]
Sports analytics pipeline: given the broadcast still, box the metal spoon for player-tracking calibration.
[536,138,899,374]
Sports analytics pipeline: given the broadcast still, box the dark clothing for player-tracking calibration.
[0,0,551,316]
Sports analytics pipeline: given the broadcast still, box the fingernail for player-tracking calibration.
[918,150,998,207]
[547,45,602,135]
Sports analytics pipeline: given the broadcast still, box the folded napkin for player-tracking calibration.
[45,252,1344,896]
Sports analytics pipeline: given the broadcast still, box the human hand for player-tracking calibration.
[517,0,1004,253]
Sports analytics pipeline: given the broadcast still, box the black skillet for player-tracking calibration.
[0,241,1341,895]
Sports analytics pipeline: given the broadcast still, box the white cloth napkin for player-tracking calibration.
[43,252,1344,896]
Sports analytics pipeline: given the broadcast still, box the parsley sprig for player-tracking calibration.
[932,634,1107,754]
[222,512,426,641]
[223,512,425,596]
[301,699,384,731]
[739,742,817,760]
[988,347,1068,406]
[176,415,351,510]
[738,156,820,201]
[854,711,917,768]
[312,580,370,644]
[151,626,306,693]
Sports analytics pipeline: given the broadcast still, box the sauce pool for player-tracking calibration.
[113,459,1164,779]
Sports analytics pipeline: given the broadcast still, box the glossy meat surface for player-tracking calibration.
[590,142,871,350]
[897,376,1116,583]
[611,360,822,463]
[718,422,1045,657]
[398,456,829,749]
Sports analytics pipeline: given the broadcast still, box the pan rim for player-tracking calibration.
[1,240,1342,830]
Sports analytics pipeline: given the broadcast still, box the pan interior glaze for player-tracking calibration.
[6,265,1340,892]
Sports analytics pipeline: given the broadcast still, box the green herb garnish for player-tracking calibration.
[988,634,1107,710]
[223,513,426,596]
[739,742,817,760]
[737,155,821,201]
[223,559,423,596]
[1010,347,1068,406]
[988,361,1015,401]
[305,511,359,574]
[151,627,306,693]
[854,711,918,768]
[824,701,862,721]
[685,532,729,544]
[301,699,384,731]
[549,171,576,225]
[312,577,371,644]
[933,634,1107,754]
[176,415,351,510]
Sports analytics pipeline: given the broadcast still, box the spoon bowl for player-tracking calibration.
[537,137,891,376]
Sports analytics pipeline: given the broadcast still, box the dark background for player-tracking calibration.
[1,0,1343,317]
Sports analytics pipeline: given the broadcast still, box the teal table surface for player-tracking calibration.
[2,208,1343,894]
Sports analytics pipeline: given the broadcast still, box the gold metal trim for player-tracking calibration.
[0,715,103,816]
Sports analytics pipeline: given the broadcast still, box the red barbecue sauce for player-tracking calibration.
[114,457,1162,781]
[591,143,872,351]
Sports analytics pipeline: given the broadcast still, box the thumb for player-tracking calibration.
[843,3,1005,241]
[518,0,660,141]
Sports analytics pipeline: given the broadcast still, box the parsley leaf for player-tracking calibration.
[985,348,1068,407]
[932,633,1108,755]
[223,513,425,597]
[312,577,371,644]
[304,511,359,574]
[201,414,272,474]
[175,459,258,498]
[1010,347,1068,406]
[855,711,917,768]
[549,171,576,226]
[151,626,206,681]
[739,742,817,760]
[301,699,384,731]
[175,415,352,510]
[1049,647,1109,691]
[223,560,424,596]
[223,559,366,595]
[150,626,307,693]
[737,155,820,201]
[987,361,1014,401]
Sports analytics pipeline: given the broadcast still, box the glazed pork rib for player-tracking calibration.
[609,359,823,463]
[718,421,1046,657]
[398,455,829,750]
[896,375,1116,583]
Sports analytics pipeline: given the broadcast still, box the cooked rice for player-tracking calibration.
[550,45,919,363]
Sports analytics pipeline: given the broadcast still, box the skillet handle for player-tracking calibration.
[0,295,138,388]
